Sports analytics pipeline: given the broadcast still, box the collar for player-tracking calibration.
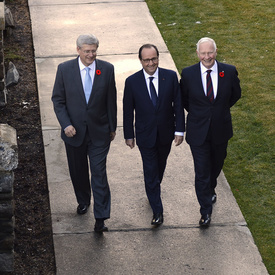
[78,57,96,71]
[143,68,159,80]
[200,61,218,74]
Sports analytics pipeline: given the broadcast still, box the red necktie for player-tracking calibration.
[206,70,214,102]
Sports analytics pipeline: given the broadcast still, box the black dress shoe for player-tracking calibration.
[212,194,217,204]
[199,214,211,227]
[94,219,108,232]
[151,213,163,225]
[77,204,89,215]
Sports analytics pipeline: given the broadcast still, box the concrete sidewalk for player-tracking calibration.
[28,0,268,274]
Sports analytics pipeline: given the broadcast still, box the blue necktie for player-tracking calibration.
[206,70,214,102]
[149,77,157,107]
[84,67,92,103]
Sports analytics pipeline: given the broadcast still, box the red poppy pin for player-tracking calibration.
[96,70,101,75]
[219,71,225,78]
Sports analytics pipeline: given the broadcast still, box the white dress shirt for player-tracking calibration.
[142,68,183,137]
[143,68,159,98]
[64,58,96,131]
[200,61,218,99]
[78,57,96,91]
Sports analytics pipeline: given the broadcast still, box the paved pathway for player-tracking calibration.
[28,0,268,274]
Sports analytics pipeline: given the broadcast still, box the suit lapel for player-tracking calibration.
[73,57,86,103]
[216,61,225,101]
[195,63,207,100]
[138,70,154,106]
[87,59,102,104]
[158,69,165,107]
[92,59,101,90]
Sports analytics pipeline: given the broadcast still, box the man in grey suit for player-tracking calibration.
[52,34,117,232]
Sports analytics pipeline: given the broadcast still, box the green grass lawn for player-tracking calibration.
[145,0,275,273]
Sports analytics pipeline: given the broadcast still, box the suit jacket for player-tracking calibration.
[180,61,241,146]
[52,57,117,147]
[123,68,185,148]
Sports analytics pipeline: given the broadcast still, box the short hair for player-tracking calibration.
[196,37,217,52]
[76,34,99,48]
[138,44,159,60]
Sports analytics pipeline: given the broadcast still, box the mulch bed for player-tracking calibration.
[0,0,56,273]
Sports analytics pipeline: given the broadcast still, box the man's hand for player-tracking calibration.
[174,135,183,146]
[125,138,135,149]
[64,125,76,137]
[110,132,116,141]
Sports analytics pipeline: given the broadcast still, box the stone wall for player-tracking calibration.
[0,1,18,272]
[0,0,6,107]
[0,124,18,272]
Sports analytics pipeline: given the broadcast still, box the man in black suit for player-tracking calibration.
[52,34,117,232]
[123,44,185,226]
[180,37,241,227]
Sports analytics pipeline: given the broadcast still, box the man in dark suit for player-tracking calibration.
[123,44,185,226]
[52,34,117,232]
[180,37,241,227]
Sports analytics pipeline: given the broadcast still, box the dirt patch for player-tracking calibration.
[0,0,56,274]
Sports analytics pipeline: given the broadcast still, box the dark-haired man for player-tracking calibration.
[123,44,185,226]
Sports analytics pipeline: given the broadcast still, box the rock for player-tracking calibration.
[6,62,19,87]
[0,86,7,107]
[4,5,14,35]
[5,6,15,28]
[0,252,14,272]
[0,124,18,171]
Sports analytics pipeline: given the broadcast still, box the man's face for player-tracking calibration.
[77,44,98,66]
[196,41,217,69]
[140,47,159,75]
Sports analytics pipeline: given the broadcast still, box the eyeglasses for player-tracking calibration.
[142,57,159,64]
[82,49,97,54]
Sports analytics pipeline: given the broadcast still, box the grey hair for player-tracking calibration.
[196,37,217,52]
[76,34,99,48]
